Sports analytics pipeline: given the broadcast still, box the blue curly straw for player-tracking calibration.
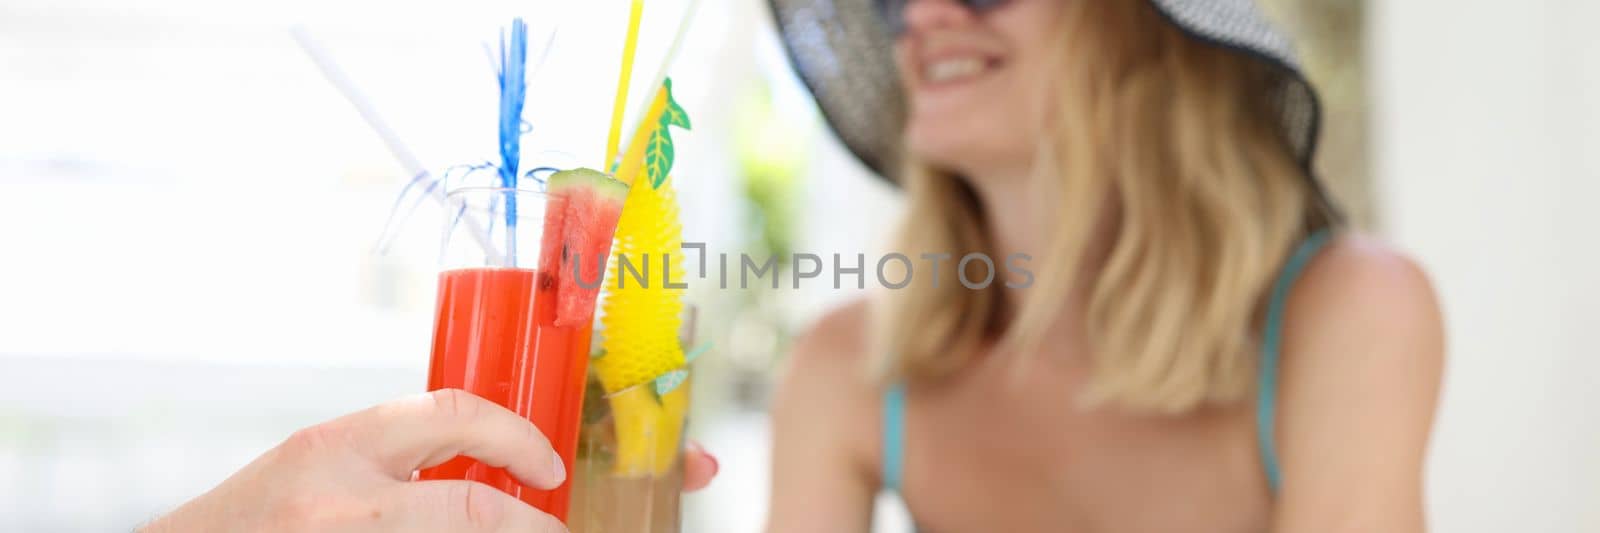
[496,18,529,267]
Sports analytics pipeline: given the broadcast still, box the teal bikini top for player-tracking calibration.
[881,231,1334,496]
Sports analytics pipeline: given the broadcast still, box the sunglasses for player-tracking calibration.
[874,0,1014,35]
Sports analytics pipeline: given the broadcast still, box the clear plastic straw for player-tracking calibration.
[290,27,505,264]
[614,0,703,163]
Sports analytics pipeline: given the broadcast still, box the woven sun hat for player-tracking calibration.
[767,0,1342,220]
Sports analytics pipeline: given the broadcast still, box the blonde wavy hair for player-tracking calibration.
[873,0,1337,413]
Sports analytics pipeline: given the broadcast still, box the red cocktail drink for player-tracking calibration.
[420,267,591,518]
[419,172,627,522]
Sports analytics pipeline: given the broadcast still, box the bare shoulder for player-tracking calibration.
[771,297,880,462]
[766,297,881,529]
[1283,233,1444,364]
[774,297,879,419]
[789,297,874,371]
[1271,235,1444,526]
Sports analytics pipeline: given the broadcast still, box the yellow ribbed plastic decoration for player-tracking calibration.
[596,170,686,394]
[595,83,690,476]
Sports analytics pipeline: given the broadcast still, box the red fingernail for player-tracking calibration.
[708,453,719,476]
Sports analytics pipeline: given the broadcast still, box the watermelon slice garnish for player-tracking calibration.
[539,168,629,328]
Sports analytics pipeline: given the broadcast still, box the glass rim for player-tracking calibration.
[600,365,693,399]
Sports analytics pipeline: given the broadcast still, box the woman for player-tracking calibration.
[766,0,1442,531]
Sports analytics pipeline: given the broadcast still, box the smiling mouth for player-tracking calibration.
[922,56,997,85]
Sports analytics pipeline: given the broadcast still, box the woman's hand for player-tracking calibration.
[140,389,572,533]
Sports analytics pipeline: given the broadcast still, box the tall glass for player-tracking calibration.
[418,187,592,522]
[570,308,696,533]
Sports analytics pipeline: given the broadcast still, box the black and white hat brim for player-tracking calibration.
[767,0,1342,221]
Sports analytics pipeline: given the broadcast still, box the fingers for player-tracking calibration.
[342,389,565,490]
[682,440,718,492]
[387,480,567,533]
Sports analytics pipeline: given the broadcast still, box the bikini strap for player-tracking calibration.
[880,231,1331,496]
[1257,230,1335,493]
[883,382,907,492]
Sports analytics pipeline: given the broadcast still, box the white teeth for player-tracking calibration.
[924,57,987,83]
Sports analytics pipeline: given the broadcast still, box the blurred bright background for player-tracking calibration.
[0,0,1595,531]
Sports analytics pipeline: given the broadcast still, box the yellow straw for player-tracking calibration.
[605,0,647,168]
